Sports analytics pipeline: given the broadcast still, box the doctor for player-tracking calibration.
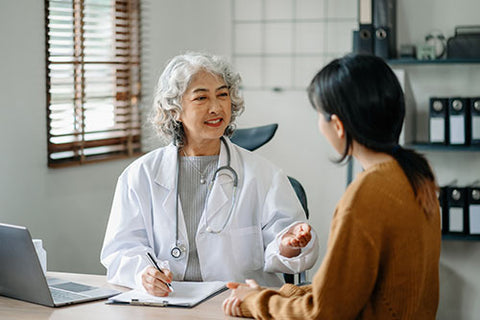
[100,52,319,297]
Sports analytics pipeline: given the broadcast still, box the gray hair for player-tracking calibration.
[150,52,245,146]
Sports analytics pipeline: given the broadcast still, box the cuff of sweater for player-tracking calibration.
[240,289,278,318]
[278,283,304,297]
[279,283,312,297]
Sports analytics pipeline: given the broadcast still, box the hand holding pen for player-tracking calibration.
[141,252,174,297]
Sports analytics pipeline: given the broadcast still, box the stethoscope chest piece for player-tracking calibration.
[171,242,186,259]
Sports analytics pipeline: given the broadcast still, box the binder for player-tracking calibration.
[468,186,480,235]
[429,97,448,144]
[446,186,467,234]
[448,97,469,145]
[373,0,396,59]
[355,26,374,54]
[355,0,373,54]
[438,186,448,233]
[374,27,390,59]
[471,97,480,145]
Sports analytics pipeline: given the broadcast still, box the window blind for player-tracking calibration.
[45,0,142,167]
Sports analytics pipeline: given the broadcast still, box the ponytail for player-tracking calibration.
[389,146,439,217]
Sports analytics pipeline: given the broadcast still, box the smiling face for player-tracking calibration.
[179,70,232,154]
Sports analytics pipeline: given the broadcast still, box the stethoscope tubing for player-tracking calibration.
[172,137,238,258]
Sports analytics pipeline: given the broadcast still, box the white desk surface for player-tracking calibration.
[0,272,236,320]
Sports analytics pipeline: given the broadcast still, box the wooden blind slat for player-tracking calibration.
[46,0,142,167]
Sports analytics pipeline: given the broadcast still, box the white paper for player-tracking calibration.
[430,118,445,143]
[440,206,443,230]
[449,115,465,144]
[472,116,480,140]
[449,207,464,232]
[469,205,480,234]
[108,281,226,307]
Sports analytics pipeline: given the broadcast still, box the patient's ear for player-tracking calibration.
[330,114,345,139]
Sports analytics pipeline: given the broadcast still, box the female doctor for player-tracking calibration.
[100,52,318,297]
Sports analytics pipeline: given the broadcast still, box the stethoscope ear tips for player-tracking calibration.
[206,226,213,233]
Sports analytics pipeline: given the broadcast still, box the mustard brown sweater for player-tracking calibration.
[240,160,441,319]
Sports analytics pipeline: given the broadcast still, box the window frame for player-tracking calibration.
[45,0,142,168]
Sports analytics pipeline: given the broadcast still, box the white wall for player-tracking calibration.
[0,0,134,274]
[1,1,479,319]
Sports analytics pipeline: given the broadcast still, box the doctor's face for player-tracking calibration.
[180,70,232,147]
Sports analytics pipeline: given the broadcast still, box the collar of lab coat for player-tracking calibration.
[153,137,242,235]
[153,137,241,192]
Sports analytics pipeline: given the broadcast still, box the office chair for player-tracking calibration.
[230,124,310,285]
[283,176,310,285]
[230,123,278,151]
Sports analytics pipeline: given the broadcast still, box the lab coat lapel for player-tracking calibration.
[153,143,177,198]
[153,144,188,243]
[200,138,240,231]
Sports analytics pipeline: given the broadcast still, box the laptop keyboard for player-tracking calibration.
[50,282,96,292]
[50,287,88,303]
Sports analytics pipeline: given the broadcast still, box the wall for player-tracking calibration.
[0,0,479,319]
[0,0,134,274]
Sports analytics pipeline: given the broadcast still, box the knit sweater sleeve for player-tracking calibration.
[240,207,380,320]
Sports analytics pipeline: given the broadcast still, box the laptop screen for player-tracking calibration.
[0,223,54,306]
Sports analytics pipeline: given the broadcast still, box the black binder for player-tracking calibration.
[446,186,467,234]
[353,0,374,54]
[429,97,449,144]
[471,97,480,145]
[468,186,480,235]
[358,25,374,54]
[448,97,469,145]
[373,0,396,59]
[439,186,448,234]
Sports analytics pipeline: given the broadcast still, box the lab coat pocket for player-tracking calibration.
[230,226,263,271]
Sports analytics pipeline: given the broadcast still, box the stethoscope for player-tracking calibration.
[171,137,239,259]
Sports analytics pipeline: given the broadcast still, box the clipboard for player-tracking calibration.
[107,281,227,308]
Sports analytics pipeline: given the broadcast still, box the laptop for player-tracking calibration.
[0,223,120,307]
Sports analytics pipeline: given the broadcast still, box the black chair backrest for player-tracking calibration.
[230,124,278,151]
[287,177,309,219]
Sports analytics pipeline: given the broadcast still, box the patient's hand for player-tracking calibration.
[223,279,261,317]
[279,222,312,257]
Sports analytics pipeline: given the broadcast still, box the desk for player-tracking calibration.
[0,272,235,320]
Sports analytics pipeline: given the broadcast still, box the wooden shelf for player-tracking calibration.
[442,234,480,241]
[388,58,480,65]
[407,143,480,152]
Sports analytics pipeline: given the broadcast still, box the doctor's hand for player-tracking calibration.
[222,279,261,317]
[141,266,173,297]
[279,222,312,258]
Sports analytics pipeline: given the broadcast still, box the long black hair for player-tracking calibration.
[308,54,438,216]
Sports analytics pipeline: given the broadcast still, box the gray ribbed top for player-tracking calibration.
[179,155,219,281]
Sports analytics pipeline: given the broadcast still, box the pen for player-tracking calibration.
[145,252,174,292]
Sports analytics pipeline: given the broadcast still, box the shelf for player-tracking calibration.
[388,58,480,65]
[442,234,480,241]
[407,143,480,152]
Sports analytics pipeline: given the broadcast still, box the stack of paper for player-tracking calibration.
[108,281,226,308]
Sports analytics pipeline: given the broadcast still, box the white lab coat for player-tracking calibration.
[100,137,319,288]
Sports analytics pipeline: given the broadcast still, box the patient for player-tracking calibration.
[223,54,441,319]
